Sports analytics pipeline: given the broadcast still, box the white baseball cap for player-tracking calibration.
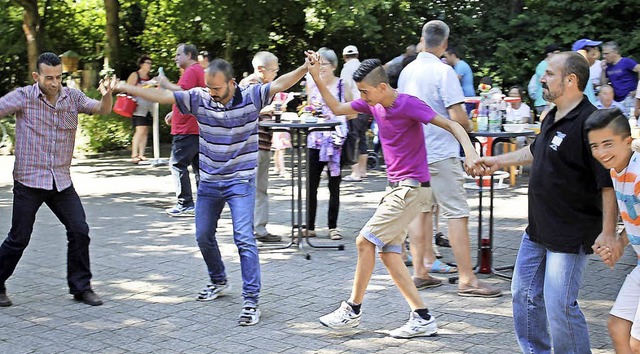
[342,45,358,55]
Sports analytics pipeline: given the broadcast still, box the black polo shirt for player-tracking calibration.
[526,97,612,254]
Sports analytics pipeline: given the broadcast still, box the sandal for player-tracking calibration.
[329,228,342,240]
[435,232,451,248]
[426,259,457,274]
[130,156,141,164]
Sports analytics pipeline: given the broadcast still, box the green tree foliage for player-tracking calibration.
[1,0,639,151]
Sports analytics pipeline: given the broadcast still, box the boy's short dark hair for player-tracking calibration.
[584,108,630,138]
[353,59,388,85]
[36,52,61,73]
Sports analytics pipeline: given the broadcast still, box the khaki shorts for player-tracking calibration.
[360,185,432,253]
[421,157,470,218]
[610,263,640,340]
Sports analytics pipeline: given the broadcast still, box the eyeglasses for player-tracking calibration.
[143,61,152,64]
[266,67,279,73]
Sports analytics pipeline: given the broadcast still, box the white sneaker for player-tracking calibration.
[238,301,261,326]
[196,282,230,301]
[389,311,438,338]
[319,301,362,329]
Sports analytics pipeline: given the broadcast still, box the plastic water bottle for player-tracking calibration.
[488,104,501,132]
[477,115,489,132]
[477,102,489,132]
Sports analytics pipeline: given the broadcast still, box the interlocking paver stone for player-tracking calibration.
[0,154,628,352]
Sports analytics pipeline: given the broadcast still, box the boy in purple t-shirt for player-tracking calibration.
[306,56,482,339]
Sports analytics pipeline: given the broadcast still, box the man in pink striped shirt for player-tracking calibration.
[0,52,116,307]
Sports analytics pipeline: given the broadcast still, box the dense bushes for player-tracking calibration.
[77,89,173,153]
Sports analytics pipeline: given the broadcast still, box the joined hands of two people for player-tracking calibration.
[593,232,626,269]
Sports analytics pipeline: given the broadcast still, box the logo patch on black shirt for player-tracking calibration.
[550,131,566,151]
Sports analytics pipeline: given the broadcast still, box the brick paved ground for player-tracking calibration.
[0,154,627,353]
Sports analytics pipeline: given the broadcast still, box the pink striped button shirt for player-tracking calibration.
[0,84,100,191]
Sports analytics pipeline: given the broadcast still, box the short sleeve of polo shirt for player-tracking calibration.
[623,58,639,71]
[71,89,100,114]
[0,88,25,117]
[440,66,465,109]
[248,82,272,110]
[350,99,374,116]
[179,65,204,90]
[173,89,207,116]
[405,95,437,124]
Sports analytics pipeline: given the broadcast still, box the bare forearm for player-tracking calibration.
[494,145,534,167]
[447,120,476,158]
[601,187,618,235]
[96,94,113,115]
[118,83,175,104]
[269,64,307,96]
[448,103,471,132]
[160,81,183,92]
[309,73,357,116]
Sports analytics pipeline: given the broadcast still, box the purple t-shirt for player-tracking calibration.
[351,94,436,182]
[606,57,639,101]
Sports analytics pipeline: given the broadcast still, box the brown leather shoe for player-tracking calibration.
[458,281,502,298]
[73,290,103,306]
[0,293,12,307]
[413,276,443,290]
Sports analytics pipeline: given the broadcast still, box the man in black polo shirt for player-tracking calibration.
[476,52,617,353]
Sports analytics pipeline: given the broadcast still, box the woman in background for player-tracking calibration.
[305,48,352,240]
[126,55,155,164]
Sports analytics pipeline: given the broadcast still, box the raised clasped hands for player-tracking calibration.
[98,75,118,96]
[305,50,320,77]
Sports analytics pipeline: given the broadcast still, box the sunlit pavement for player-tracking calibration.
[0,154,626,353]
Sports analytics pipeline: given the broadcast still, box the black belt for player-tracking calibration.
[388,180,430,188]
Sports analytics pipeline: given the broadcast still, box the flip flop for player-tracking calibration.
[426,259,457,274]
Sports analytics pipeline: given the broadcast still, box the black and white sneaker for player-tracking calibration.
[389,311,438,338]
[319,301,362,329]
[238,301,261,326]
[196,282,230,301]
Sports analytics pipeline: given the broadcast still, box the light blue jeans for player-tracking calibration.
[511,232,590,354]
[195,179,260,304]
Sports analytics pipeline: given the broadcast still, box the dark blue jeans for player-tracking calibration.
[0,181,92,295]
[195,179,260,303]
[170,134,200,208]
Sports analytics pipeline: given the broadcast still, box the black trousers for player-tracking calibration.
[0,181,92,294]
[307,148,341,230]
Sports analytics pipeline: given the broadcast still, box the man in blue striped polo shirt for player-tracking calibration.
[118,55,310,326]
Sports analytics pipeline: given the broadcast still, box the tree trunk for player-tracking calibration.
[510,0,524,18]
[104,0,120,76]
[13,0,40,80]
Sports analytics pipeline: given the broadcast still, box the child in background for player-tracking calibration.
[585,108,640,353]
[272,131,291,178]
[271,92,292,178]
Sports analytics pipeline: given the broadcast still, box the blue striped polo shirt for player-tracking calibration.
[174,83,271,182]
